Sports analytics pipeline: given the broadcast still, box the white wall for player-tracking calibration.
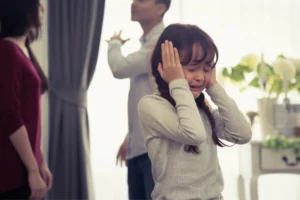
[31,0,49,157]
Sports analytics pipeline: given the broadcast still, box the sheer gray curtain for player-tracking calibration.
[47,0,105,199]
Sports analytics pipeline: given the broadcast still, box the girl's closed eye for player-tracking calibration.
[187,67,196,72]
[203,62,214,72]
[203,66,211,73]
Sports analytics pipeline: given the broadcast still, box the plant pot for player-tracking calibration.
[257,98,277,139]
[273,104,300,138]
[294,127,300,137]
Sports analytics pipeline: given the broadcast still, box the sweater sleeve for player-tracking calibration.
[206,83,252,144]
[107,37,156,79]
[138,79,207,146]
[0,48,24,137]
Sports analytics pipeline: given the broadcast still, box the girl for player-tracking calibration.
[138,24,252,200]
[0,0,52,199]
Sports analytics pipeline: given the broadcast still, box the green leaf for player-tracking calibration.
[262,135,300,157]
[222,68,229,77]
[248,77,260,88]
[287,71,300,91]
[256,62,274,77]
[231,67,245,81]
[239,87,247,93]
[221,64,254,83]
[296,70,300,85]
[271,80,282,95]
[235,64,252,73]
[267,75,282,95]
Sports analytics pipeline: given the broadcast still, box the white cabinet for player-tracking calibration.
[238,141,300,200]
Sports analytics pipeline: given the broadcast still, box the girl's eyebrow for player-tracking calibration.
[193,57,206,63]
[205,59,214,65]
[192,51,207,64]
[204,54,216,65]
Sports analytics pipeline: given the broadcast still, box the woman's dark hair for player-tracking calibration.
[151,23,227,154]
[0,0,48,93]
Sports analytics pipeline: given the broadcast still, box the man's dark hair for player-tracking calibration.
[156,0,171,16]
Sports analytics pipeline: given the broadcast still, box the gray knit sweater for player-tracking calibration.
[138,79,252,200]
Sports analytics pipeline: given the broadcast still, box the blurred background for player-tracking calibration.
[33,0,300,199]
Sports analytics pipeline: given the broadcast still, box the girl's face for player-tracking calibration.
[180,44,214,99]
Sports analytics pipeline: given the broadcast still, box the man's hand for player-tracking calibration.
[106,30,130,45]
[116,139,128,167]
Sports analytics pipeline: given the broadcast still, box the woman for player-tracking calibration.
[0,0,52,199]
[138,24,252,199]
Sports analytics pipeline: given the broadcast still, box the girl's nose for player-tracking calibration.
[195,71,204,82]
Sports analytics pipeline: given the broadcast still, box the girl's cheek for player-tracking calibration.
[204,73,210,83]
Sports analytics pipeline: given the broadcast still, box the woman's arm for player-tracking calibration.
[0,49,39,171]
[9,126,39,171]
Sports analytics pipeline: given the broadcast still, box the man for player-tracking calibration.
[106,0,171,199]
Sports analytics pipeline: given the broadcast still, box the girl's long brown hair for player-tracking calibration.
[151,24,227,154]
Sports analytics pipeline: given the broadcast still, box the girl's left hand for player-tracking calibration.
[206,67,217,89]
[39,163,53,191]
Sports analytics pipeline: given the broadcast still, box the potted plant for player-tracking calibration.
[262,134,300,157]
[222,54,300,138]
[222,54,300,97]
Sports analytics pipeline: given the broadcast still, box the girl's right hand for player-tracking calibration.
[28,170,47,200]
[158,40,185,84]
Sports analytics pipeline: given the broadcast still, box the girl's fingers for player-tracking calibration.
[163,41,171,67]
[157,62,163,76]
[161,43,166,67]
[168,41,176,67]
[174,47,181,68]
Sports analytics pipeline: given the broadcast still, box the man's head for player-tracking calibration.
[131,0,171,23]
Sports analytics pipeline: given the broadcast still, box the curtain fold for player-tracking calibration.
[47,0,105,199]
